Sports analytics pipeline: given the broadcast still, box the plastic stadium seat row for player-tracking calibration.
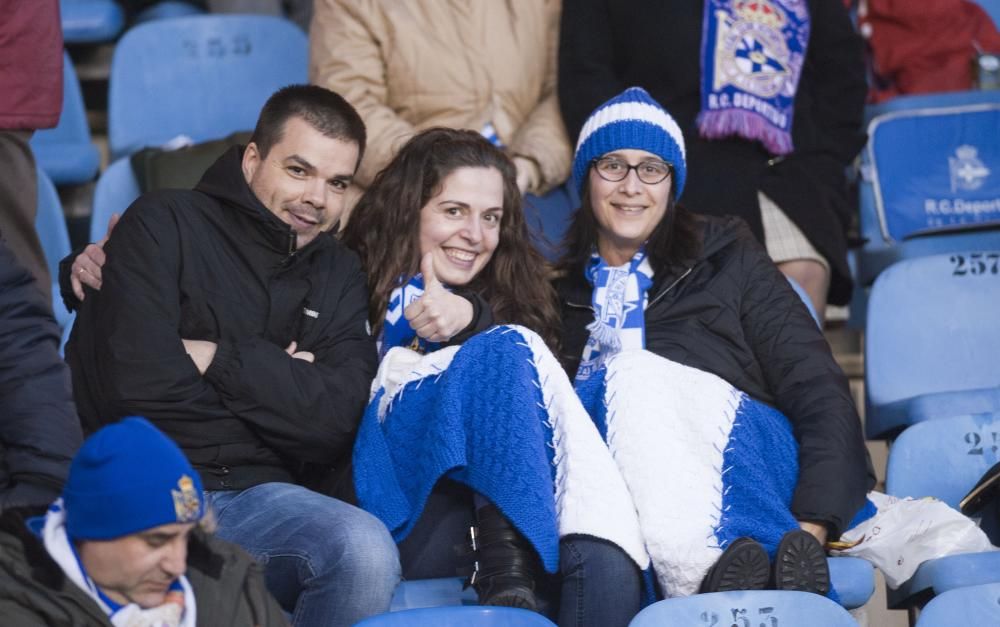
[884,415,1000,609]
[31,52,100,186]
[864,252,1000,439]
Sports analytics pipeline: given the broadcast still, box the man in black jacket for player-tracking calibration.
[0,241,82,512]
[65,85,399,627]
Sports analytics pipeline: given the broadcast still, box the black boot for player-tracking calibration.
[771,529,830,595]
[460,504,540,611]
[700,537,770,593]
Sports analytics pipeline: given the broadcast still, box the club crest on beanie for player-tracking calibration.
[63,417,204,540]
[572,87,688,200]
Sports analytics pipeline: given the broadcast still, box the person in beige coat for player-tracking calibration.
[309,0,572,216]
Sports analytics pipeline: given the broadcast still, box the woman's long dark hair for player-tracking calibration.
[341,128,560,348]
[556,164,701,279]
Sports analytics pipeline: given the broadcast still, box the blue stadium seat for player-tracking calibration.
[972,0,1000,28]
[387,560,873,613]
[355,606,556,626]
[829,557,875,611]
[108,14,307,160]
[60,0,125,44]
[787,276,820,326]
[856,91,1000,286]
[60,312,75,357]
[915,582,1000,626]
[628,590,857,627]
[884,415,1000,608]
[389,578,476,612]
[887,414,1000,507]
[89,157,141,244]
[33,167,73,328]
[135,1,206,24]
[524,180,579,260]
[864,252,1000,439]
[30,52,100,186]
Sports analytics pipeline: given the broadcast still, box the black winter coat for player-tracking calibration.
[0,243,82,511]
[556,214,873,536]
[65,148,378,491]
[0,507,288,626]
[558,0,867,305]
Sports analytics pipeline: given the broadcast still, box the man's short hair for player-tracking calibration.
[250,84,367,167]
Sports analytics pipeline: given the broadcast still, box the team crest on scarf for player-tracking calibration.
[171,475,201,523]
[698,0,810,155]
[575,249,654,383]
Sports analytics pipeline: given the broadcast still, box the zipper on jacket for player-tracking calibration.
[564,265,695,311]
[647,266,694,308]
[286,231,297,257]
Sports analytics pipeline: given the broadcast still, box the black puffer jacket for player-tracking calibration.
[0,507,288,626]
[66,147,377,491]
[556,214,873,536]
[0,243,82,512]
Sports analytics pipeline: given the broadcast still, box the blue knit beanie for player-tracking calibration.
[572,87,687,199]
[63,417,204,540]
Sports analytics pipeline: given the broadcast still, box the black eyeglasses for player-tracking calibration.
[591,157,673,185]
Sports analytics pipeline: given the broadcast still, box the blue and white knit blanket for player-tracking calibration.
[352,325,648,574]
[576,350,803,597]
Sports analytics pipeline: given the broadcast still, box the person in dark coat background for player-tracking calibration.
[558,0,868,320]
[0,241,82,512]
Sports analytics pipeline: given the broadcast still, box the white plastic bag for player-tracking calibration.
[830,492,996,588]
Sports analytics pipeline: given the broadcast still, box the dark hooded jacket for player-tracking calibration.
[65,147,377,491]
[556,213,873,537]
[0,243,82,512]
[0,507,288,626]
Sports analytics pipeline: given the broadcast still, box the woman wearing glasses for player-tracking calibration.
[555,88,873,600]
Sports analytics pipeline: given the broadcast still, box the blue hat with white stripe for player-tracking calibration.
[572,87,687,199]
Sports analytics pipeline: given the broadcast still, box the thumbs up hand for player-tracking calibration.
[404,252,474,343]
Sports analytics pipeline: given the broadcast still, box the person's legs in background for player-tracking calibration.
[206,482,400,627]
[777,259,830,323]
[759,191,831,323]
[0,131,51,308]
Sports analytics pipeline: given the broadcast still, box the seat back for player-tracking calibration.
[862,102,1000,245]
[865,252,1000,413]
[30,51,100,185]
[60,0,125,44]
[108,14,307,159]
[90,157,142,243]
[972,0,1000,28]
[915,581,1000,626]
[354,607,556,626]
[33,167,73,327]
[886,414,1000,508]
[629,590,856,627]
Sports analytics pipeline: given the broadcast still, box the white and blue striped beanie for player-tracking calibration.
[573,87,687,199]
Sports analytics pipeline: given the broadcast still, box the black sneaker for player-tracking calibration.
[700,537,770,593]
[772,529,830,595]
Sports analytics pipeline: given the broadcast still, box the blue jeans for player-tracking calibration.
[559,535,642,627]
[206,482,401,627]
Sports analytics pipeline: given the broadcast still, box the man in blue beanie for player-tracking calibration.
[0,417,287,626]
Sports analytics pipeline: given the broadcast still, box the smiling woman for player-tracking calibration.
[341,128,649,627]
[554,87,872,600]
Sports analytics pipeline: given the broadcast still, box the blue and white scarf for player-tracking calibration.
[697,0,810,155]
[575,248,654,384]
[380,274,442,359]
